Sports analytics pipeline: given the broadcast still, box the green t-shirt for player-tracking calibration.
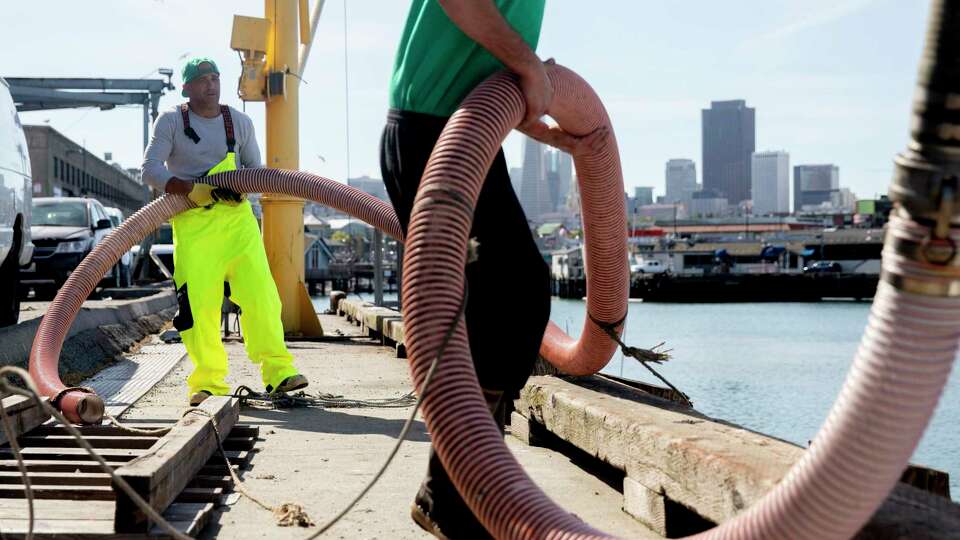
[389,0,545,118]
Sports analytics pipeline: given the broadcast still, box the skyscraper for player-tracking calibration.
[702,100,756,206]
[634,186,654,206]
[554,150,573,211]
[665,159,697,206]
[750,151,790,214]
[519,136,553,221]
[794,164,839,212]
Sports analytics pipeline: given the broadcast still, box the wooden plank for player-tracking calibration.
[220,449,252,467]
[0,450,253,473]
[19,435,159,449]
[222,436,256,451]
[174,486,224,503]
[113,396,239,533]
[189,475,233,489]
[0,460,125,473]
[902,464,952,499]
[0,518,201,539]
[0,447,142,461]
[229,424,260,438]
[0,498,114,519]
[0,484,114,500]
[0,396,50,447]
[29,424,168,437]
[150,502,215,537]
[0,471,111,486]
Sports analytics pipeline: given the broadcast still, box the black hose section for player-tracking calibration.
[890,0,960,217]
[913,0,960,151]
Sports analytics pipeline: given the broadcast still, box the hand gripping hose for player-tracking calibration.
[28,170,402,424]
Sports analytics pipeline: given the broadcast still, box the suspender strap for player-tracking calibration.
[180,103,235,152]
[180,103,201,144]
[221,105,236,153]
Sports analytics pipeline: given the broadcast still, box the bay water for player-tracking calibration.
[321,293,959,499]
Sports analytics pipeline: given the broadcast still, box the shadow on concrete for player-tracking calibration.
[238,407,431,442]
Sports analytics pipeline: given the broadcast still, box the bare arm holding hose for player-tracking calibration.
[438,0,609,154]
[437,0,551,131]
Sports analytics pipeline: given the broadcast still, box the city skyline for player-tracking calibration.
[2,1,929,204]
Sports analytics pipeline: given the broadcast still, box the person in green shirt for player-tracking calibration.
[381,1,606,538]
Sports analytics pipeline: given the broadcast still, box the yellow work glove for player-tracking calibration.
[187,183,216,208]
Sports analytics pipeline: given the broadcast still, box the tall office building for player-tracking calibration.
[634,186,654,207]
[702,100,755,206]
[794,164,839,212]
[554,150,573,211]
[750,151,790,214]
[665,159,697,205]
[519,136,553,221]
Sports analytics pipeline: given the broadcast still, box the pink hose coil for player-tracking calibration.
[401,64,960,540]
[25,63,958,539]
[29,169,402,424]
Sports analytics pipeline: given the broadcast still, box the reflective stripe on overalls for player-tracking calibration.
[171,103,298,396]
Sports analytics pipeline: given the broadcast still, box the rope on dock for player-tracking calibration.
[230,385,417,410]
[182,407,315,528]
[588,313,691,407]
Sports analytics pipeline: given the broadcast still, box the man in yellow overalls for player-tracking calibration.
[142,57,307,405]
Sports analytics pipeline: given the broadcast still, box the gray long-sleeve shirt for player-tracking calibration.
[141,104,261,190]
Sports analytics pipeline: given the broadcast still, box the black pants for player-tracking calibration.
[380,109,551,535]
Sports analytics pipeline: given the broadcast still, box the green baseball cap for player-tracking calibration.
[181,57,220,97]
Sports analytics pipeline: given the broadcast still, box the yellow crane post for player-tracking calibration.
[231,1,324,336]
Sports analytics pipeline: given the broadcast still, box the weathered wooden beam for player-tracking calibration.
[0,484,114,500]
[0,471,111,485]
[0,447,143,461]
[19,435,159,449]
[189,474,233,489]
[0,395,50,447]
[222,435,256,451]
[175,486,224,504]
[112,396,238,533]
[0,460,125,473]
[27,423,256,438]
[514,376,960,538]
[0,502,213,538]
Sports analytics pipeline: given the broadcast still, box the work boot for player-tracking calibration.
[410,502,449,540]
[266,374,309,394]
[189,390,212,406]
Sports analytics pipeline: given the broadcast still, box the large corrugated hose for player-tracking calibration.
[29,172,403,424]
[401,54,960,540]
[28,4,960,535]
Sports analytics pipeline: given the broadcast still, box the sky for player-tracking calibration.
[0,0,932,202]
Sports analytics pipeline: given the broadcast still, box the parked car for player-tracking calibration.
[0,78,34,326]
[803,260,843,273]
[631,258,668,275]
[25,197,115,297]
[103,206,133,287]
[130,223,174,280]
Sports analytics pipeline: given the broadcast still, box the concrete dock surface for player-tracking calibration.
[117,313,659,539]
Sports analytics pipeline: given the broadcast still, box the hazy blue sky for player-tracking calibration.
[1,0,932,201]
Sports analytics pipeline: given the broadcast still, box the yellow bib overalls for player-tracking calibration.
[171,104,299,396]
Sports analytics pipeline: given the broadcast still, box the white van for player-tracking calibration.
[0,78,34,326]
[630,257,667,275]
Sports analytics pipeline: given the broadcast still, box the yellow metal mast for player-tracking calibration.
[230,0,324,336]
